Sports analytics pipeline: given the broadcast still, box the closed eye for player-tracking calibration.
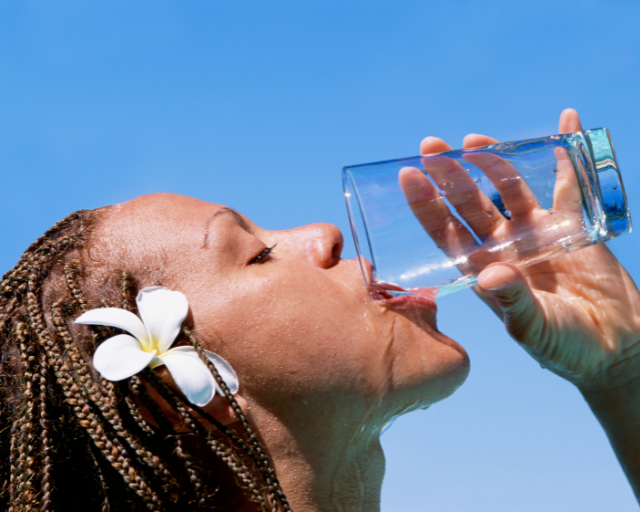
[250,244,276,264]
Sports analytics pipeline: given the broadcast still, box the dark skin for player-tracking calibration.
[94,110,639,510]
[95,192,469,512]
[401,108,640,500]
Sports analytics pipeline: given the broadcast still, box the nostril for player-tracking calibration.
[331,239,343,264]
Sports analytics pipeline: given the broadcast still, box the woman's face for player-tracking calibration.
[97,193,469,428]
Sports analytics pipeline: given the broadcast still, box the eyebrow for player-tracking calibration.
[203,207,251,248]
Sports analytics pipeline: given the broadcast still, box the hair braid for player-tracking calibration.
[129,376,206,510]
[124,394,156,437]
[185,330,291,511]
[46,335,162,512]
[37,352,53,512]
[49,304,164,512]
[0,296,18,335]
[64,261,112,345]
[52,304,178,496]
[1,210,88,291]
[1,207,292,511]
[9,321,39,511]
[137,372,216,508]
[120,271,133,311]
[64,261,90,313]
[56,269,176,485]
[142,368,271,512]
[152,369,271,511]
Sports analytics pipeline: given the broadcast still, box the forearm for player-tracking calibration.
[581,376,640,502]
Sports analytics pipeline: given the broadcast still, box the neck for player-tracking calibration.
[249,402,386,512]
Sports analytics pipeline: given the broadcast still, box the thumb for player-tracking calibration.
[477,263,545,343]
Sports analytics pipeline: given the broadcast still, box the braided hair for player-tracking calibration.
[0,208,292,511]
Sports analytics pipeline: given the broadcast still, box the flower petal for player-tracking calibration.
[136,287,188,353]
[158,349,216,407]
[93,334,156,381]
[205,350,239,395]
[165,346,239,395]
[76,308,148,345]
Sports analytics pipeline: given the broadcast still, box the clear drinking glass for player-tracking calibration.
[343,128,631,298]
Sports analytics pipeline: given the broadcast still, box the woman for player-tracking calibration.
[1,109,639,511]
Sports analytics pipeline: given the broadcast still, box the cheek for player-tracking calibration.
[194,269,389,397]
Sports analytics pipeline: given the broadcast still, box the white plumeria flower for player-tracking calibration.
[75,286,238,407]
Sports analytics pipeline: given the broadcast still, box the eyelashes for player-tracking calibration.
[250,244,276,264]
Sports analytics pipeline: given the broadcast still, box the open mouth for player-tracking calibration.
[355,257,439,311]
[368,283,438,311]
[368,285,394,301]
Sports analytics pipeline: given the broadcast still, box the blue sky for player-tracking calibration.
[1,1,639,510]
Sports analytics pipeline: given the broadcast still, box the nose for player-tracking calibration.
[278,223,344,269]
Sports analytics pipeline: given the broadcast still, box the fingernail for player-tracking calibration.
[478,267,508,291]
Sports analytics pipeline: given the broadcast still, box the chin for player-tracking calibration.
[431,339,471,403]
[389,329,471,414]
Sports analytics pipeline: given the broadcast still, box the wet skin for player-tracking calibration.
[92,193,470,512]
[88,108,640,509]
[96,194,470,410]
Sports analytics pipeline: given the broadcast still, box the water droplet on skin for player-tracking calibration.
[574,200,582,205]
[447,182,455,189]
[562,240,573,248]
[549,209,555,215]
[456,223,463,229]
[484,211,492,218]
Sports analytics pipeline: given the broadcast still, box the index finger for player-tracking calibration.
[559,108,583,134]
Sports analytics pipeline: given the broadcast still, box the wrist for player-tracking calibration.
[580,373,640,501]
[573,352,640,398]
[580,373,640,429]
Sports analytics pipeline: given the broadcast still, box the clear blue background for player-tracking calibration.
[1,1,639,510]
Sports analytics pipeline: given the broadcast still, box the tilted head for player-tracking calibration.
[0,193,469,511]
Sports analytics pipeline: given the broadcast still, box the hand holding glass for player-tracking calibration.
[343,129,631,297]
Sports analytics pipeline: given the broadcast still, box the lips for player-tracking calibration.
[355,257,438,311]
[368,282,438,311]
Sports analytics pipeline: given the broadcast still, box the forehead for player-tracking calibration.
[92,193,260,284]
[96,193,240,253]
[108,193,223,232]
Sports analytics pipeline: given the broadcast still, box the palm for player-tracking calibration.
[477,242,640,390]
[405,109,640,391]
